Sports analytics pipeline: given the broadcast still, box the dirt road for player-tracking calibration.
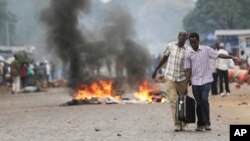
[0,84,249,141]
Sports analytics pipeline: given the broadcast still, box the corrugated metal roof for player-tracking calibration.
[215,29,250,36]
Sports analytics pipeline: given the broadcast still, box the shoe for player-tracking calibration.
[195,126,203,131]
[174,126,181,132]
[227,93,230,95]
[180,123,188,131]
[204,125,212,130]
[220,92,225,97]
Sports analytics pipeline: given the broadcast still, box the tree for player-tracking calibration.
[0,0,16,45]
[183,0,250,38]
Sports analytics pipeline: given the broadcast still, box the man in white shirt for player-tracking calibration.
[216,43,232,96]
[210,43,219,95]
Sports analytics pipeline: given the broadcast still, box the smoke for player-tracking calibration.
[41,0,90,88]
[101,6,150,87]
[41,0,150,90]
[122,39,150,87]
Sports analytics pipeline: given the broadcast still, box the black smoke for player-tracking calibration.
[101,6,151,87]
[41,0,90,88]
[41,0,151,90]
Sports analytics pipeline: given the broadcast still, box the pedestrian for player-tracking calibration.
[152,31,190,132]
[35,62,46,90]
[20,63,28,88]
[210,42,219,95]
[217,43,233,96]
[44,60,51,83]
[184,32,240,131]
[0,62,4,85]
[10,55,20,94]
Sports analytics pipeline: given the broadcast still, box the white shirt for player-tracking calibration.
[217,49,232,70]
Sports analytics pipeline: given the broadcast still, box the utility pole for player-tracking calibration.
[5,0,10,46]
[6,20,10,46]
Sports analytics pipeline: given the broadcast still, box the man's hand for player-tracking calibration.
[187,80,192,86]
[184,89,188,95]
[232,57,241,65]
[184,80,191,95]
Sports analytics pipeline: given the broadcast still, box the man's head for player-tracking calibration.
[214,41,220,50]
[178,31,188,45]
[189,32,200,50]
[13,54,17,60]
[219,43,225,49]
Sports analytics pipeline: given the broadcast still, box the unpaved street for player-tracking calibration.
[0,85,249,141]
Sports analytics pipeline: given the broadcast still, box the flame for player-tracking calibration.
[74,80,113,100]
[133,81,159,102]
[74,80,163,103]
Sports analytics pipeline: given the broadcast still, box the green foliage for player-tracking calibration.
[183,0,250,36]
[15,51,32,64]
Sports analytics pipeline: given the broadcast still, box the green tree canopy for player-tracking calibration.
[183,0,250,37]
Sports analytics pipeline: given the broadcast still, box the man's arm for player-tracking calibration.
[152,55,168,79]
[218,54,234,59]
[218,54,240,63]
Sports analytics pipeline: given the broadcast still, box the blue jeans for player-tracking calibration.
[192,83,211,126]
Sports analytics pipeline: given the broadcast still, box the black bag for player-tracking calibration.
[176,94,196,123]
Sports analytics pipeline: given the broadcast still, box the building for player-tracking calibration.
[0,45,36,62]
[214,29,250,59]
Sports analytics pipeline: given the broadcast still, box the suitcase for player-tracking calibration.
[176,94,196,123]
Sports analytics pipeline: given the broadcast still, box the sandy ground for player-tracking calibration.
[0,83,249,141]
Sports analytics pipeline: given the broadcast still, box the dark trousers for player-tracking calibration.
[192,83,211,126]
[211,72,218,95]
[217,69,230,93]
[21,76,27,88]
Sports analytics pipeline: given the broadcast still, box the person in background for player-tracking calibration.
[35,62,46,91]
[44,60,51,83]
[247,55,250,74]
[27,63,35,86]
[185,32,240,131]
[0,62,4,85]
[210,43,219,95]
[152,31,190,132]
[10,55,20,94]
[20,63,28,89]
[217,43,232,96]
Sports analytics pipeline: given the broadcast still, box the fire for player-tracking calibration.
[74,80,113,100]
[133,81,159,102]
[73,80,163,103]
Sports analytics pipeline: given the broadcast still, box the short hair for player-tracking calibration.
[219,43,225,48]
[189,32,199,41]
[179,31,188,35]
[13,54,17,59]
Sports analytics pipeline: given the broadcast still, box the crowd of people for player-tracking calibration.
[0,55,63,94]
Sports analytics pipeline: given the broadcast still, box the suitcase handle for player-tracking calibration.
[178,101,183,111]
